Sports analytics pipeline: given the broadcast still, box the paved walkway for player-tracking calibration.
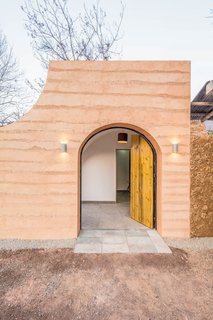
[74,229,171,253]
[80,196,171,253]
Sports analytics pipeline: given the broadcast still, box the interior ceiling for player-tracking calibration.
[83,128,138,151]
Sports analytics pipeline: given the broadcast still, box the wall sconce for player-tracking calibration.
[172,143,178,153]
[61,142,68,153]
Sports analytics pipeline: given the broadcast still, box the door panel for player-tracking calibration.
[140,137,154,228]
[130,135,154,228]
[130,135,141,222]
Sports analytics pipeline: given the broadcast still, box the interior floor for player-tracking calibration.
[81,191,148,230]
[116,190,130,203]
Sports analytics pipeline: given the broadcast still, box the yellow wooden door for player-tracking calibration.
[130,135,154,228]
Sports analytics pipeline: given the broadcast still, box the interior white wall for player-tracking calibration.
[82,129,134,202]
[116,150,130,191]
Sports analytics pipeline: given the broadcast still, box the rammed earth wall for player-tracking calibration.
[0,61,191,239]
[191,121,213,237]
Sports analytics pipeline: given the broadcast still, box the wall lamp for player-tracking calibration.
[172,143,178,153]
[61,142,68,153]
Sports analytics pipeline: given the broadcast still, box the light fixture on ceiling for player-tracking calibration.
[117,132,128,144]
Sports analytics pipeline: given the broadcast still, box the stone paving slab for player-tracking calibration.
[101,230,126,236]
[102,236,126,244]
[76,237,102,244]
[79,230,103,237]
[128,243,157,253]
[127,236,153,246]
[74,229,172,254]
[147,230,172,253]
[102,243,129,253]
[126,229,148,237]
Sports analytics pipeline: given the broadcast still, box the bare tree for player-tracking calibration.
[0,31,32,126]
[21,0,124,70]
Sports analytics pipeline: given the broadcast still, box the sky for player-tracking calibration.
[0,0,213,100]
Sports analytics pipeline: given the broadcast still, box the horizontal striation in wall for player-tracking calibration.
[0,61,190,239]
[44,80,189,96]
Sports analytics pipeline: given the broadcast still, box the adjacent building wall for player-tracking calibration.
[0,61,191,239]
[191,121,213,236]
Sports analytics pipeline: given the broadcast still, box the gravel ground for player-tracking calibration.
[165,237,213,251]
[0,239,75,251]
[0,248,212,320]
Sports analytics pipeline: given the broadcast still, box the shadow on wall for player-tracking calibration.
[191,121,213,237]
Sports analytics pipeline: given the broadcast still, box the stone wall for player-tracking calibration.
[191,121,213,237]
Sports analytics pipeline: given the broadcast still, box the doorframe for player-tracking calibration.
[115,149,130,203]
[78,123,161,234]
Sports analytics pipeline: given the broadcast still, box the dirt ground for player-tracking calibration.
[0,248,212,320]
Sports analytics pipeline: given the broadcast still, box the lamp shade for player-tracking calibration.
[117,132,128,144]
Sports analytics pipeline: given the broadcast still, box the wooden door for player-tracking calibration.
[130,135,154,228]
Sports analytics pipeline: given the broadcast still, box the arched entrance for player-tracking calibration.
[78,123,161,235]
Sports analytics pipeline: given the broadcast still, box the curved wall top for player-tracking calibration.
[0,60,191,239]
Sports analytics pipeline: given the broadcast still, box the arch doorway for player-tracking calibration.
[79,126,157,231]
